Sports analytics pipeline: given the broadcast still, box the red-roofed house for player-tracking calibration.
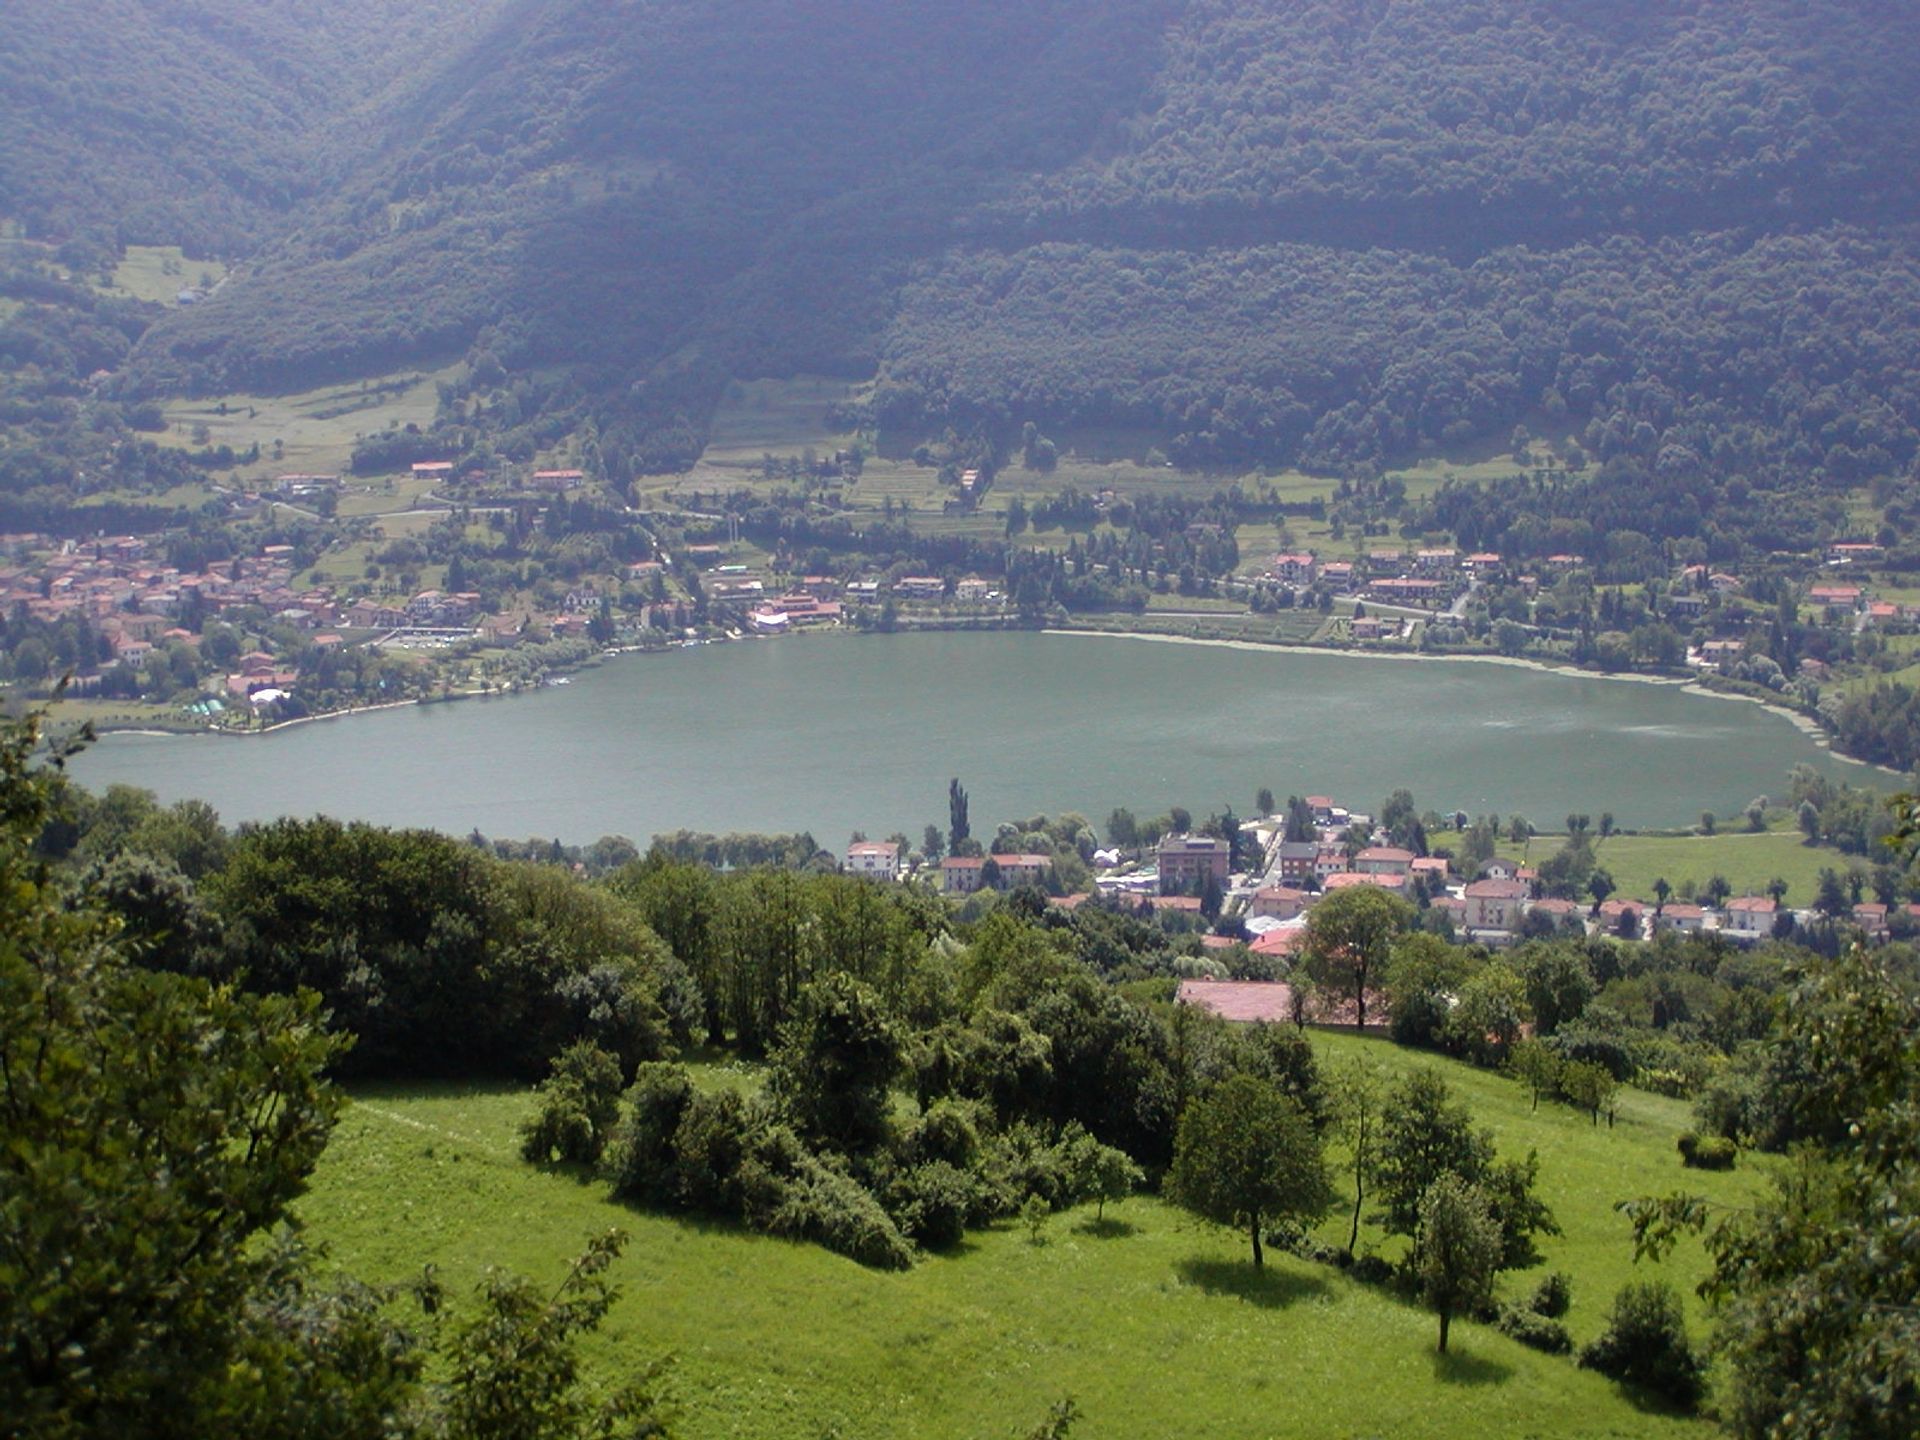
[1652,903,1707,935]
[1464,878,1528,934]
[1354,846,1415,877]
[1249,886,1309,921]
[1177,980,1295,1024]
[844,840,901,880]
[1723,895,1777,941]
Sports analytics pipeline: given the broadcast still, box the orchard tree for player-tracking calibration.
[1418,1175,1503,1354]
[1169,1075,1333,1269]
[1301,885,1414,1031]
[1329,1057,1384,1257]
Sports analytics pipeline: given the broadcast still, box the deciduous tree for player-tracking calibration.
[1168,1075,1332,1269]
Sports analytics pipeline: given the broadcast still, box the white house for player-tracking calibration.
[844,840,901,880]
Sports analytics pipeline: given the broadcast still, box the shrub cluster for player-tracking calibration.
[1676,1132,1738,1170]
[1497,1304,1573,1355]
[1579,1282,1708,1411]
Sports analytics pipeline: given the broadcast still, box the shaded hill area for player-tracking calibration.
[53,0,1920,487]
[0,0,508,256]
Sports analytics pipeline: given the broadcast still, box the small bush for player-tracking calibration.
[1530,1271,1572,1318]
[518,1041,625,1166]
[1350,1254,1395,1287]
[886,1160,977,1249]
[1677,1132,1737,1170]
[1579,1282,1707,1410]
[602,1063,695,1204]
[1497,1304,1573,1355]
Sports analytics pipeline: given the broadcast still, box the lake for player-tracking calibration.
[70,631,1886,844]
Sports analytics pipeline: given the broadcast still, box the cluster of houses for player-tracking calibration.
[1262,547,1588,610]
[0,521,628,706]
[838,788,1905,965]
[686,555,1003,634]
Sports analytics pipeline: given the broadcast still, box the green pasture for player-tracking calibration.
[106,244,228,304]
[1491,827,1848,907]
[299,1032,1747,1440]
[155,365,463,479]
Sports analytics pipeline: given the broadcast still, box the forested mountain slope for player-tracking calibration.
[0,0,507,255]
[65,0,1920,488]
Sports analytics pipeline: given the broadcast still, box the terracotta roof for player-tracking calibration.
[1177,980,1296,1023]
[1464,878,1529,899]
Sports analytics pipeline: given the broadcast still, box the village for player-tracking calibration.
[838,786,1908,969]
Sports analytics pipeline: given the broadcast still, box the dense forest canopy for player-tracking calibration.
[0,0,509,255]
[59,0,1911,496]
[0,0,1913,514]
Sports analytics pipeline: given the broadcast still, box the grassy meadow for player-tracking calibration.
[299,1031,1749,1440]
[106,244,228,304]
[662,378,1579,579]
[1491,826,1847,907]
[154,365,464,481]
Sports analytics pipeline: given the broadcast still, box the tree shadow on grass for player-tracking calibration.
[1076,1216,1138,1239]
[1431,1348,1514,1387]
[1175,1256,1328,1309]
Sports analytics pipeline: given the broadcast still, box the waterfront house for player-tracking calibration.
[1354,846,1415,877]
[1158,834,1231,895]
[1852,902,1890,938]
[939,857,986,894]
[1248,886,1309,921]
[1653,903,1707,935]
[1268,553,1316,585]
[1274,840,1318,884]
[1324,871,1408,895]
[844,840,901,880]
[1528,897,1581,928]
[1597,898,1647,938]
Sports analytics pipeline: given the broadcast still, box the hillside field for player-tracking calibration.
[298,1030,1752,1440]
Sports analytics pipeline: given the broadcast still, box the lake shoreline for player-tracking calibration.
[74,628,1889,838]
[1039,627,1891,777]
[75,622,1897,783]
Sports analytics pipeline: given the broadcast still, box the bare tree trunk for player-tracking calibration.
[1251,1218,1264,1269]
[1438,1308,1451,1354]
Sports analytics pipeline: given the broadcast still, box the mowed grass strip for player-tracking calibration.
[302,1030,1745,1440]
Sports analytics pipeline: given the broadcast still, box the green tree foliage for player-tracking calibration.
[520,1042,626,1166]
[1301,885,1413,1032]
[205,817,684,1077]
[1443,960,1530,1067]
[1416,1175,1502,1355]
[432,1230,670,1440]
[768,973,902,1156]
[1578,1282,1707,1412]
[1371,1069,1556,1270]
[1626,949,1919,1436]
[0,711,663,1437]
[1168,1074,1333,1269]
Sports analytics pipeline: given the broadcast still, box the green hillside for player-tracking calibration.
[88,0,1920,538]
[0,0,508,255]
[302,1032,1749,1440]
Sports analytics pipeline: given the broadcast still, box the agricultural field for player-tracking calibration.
[668,377,1560,575]
[105,244,228,304]
[154,365,464,481]
[1490,827,1849,907]
[300,1034,1746,1440]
